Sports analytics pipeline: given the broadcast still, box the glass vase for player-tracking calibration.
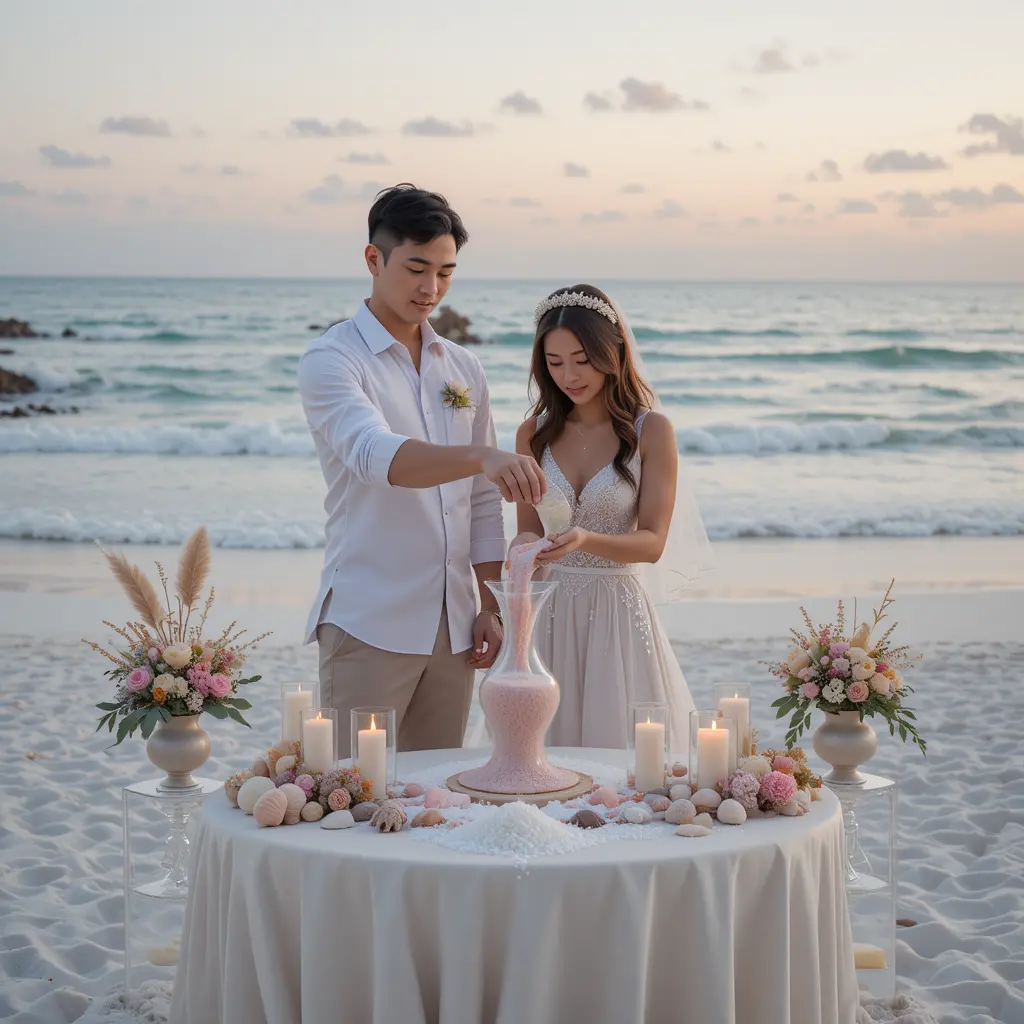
[350,707,396,800]
[628,702,669,794]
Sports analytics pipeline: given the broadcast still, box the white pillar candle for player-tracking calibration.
[302,713,335,773]
[357,715,388,800]
[717,694,751,758]
[634,719,666,794]
[697,720,730,790]
[283,686,313,743]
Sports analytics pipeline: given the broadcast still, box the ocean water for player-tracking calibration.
[0,277,1021,549]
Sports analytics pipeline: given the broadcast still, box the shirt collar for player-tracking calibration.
[353,299,444,356]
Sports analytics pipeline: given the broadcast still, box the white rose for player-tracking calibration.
[162,644,192,670]
[851,663,873,681]
[737,755,772,778]
[869,673,891,696]
[153,673,177,692]
[850,623,872,650]
[847,647,867,665]
[787,648,812,674]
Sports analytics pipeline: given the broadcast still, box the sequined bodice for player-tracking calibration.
[541,445,641,570]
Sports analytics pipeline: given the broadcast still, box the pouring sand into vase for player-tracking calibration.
[450,540,592,804]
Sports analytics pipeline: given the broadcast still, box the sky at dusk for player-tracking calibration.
[1,1,1023,280]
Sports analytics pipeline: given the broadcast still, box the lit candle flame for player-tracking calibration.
[711,720,718,731]
[370,714,377,731]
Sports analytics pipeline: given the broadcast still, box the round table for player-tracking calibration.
[169,748,857,1024]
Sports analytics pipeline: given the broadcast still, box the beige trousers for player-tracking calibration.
[316,606,475,757]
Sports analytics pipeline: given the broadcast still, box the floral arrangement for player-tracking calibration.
[86,527,268,744]
[768,579,925,754]
[719,748,822,816]
[441,380,473,410]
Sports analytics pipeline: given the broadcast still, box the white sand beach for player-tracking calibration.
[2,536,1023,1023]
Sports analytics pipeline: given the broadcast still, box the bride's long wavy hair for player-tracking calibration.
[529,284,655,491]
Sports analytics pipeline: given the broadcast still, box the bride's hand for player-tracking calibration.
[535,527,589,563]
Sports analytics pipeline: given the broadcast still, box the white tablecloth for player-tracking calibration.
[170,748,856,1024]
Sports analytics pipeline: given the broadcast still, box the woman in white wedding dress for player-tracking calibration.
[509,284,714,753]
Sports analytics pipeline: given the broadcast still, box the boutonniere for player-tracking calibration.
[441,380,473,411]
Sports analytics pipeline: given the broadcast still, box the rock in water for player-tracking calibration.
[0,318,41,339]
[429,306,482,344]
[0,367,37,395]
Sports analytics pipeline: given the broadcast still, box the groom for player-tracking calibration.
[298,183,546,755]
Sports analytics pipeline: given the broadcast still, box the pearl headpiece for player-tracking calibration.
[533,291,619,326]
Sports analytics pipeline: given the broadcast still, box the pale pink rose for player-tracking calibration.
[208,673,232,699]
[846,681,869,703]
[127,666,153,692]
[831,657,851,676]
[869,673,891,696]
[201,647,215,663]
[800,682,820,699]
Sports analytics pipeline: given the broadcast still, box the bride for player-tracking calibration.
[509,284,714,753]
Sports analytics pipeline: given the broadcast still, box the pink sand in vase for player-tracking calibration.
[458,541,577,795]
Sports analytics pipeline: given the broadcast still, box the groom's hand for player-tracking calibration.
[480,449,546,505]
[467,610,503,669]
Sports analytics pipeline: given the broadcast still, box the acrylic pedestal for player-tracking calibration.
[826,772,897,1001]
[122,777,219,994]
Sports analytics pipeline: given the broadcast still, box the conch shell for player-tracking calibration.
[370,800,408,833]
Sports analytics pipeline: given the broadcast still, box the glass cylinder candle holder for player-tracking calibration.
[689,710,735,792]
[351,707,397,800]
[713,683,752,760]
[280,681,318,744]
[300,708,337,774]
[628,702,669,793]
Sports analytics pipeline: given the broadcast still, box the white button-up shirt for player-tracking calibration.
[297,300,506,655]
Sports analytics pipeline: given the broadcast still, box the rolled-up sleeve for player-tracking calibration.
[467,366,507,564]
[298,346,409,487]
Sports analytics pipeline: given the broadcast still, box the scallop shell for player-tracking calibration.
[300,801,324,822]
[669,784,692,802]
[371,800,407,833]
[569,809,606,829]
[351,801,377,822]
[278,783,307,825]
[274,755,297,775]
[253,788,288,827]
[251,758,271,778]
[224,770,253,807]
[780,798,802,816]
[618,803,653,824]
[665,799,697,826]
[691,789,722,814]
[693,812,715,829]
[717,798,747,825]
[321,809,355,829]
[411,809,445,828]
[675,823,712,838]
[237,776,275,814]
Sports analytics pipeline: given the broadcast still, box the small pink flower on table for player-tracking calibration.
[846,681,870,703]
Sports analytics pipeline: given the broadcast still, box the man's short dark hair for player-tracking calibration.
[368,183,468,262]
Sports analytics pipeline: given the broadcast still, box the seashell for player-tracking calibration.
[278,783,307,825]
[645,787,671,799]
[693,812,714,829]
[810,786,822,801]
[251,758,270,778]
[351,801,377,822]
[669,784,692,802]
[780,798,802,816]
[265,747,286,774]
[274,755,297,775]
[253,788,288,827]
[224,770,253,807]
[328,788,352,812]
[321,810,355,829]
[371,800,407,833]
[279,739,301,757]
[644,795,671,813]
[691,789,722,814]
[795,789,811,812]
[411,809,445,828]
[670,762,688,777]
[237,776,275,814]
[403,783,424,798]
[675,823,712,838]
[717,798,747,825]
[618,803,653,824]
[569,809,606,829]
[589,786,620,809]
[423,786,447,809]
[300,801,324,822]
[665,799,696,826]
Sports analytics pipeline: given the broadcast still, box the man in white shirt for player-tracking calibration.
[298,184,546,756]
